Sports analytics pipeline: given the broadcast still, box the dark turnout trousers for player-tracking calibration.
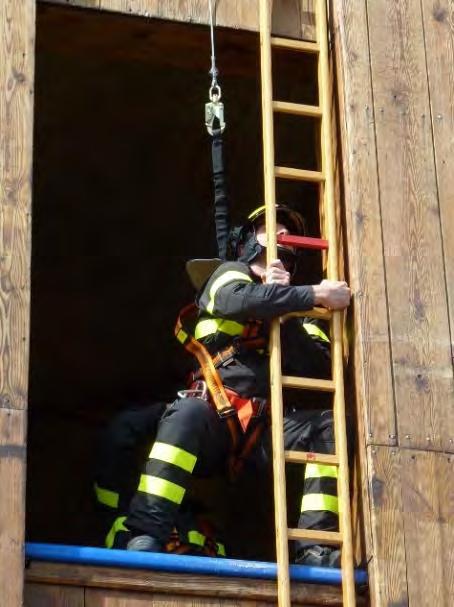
[125,398,338,550]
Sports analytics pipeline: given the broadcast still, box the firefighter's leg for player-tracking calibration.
[125,397,230,549]
[94,403,167,548]
[284,409,339,567]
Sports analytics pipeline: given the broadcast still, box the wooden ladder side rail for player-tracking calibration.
[316,0,356,605]
[259,3,291,607]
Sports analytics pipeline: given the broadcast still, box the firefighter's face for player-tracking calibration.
[255,221,289,247]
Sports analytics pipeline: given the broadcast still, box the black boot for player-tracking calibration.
[126,535,164,552]
[295,545,341,568]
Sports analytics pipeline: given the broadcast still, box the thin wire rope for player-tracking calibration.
[208,0,220,96]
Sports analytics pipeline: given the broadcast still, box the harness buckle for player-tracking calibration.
[177,380,208,401]
[217,405,238,420]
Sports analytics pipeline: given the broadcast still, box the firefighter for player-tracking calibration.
[124,205,351,567]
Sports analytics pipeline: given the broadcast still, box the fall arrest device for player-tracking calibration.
[178,3,268,477]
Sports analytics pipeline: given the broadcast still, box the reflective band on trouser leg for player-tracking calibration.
[304,463,338,479]
[188,530,206,547]
[216,542,226,557]
[149,441,197,473]
[94,483,119,509]
[105,516,128,549]
[138,474,186,505]
[301,493,339,514]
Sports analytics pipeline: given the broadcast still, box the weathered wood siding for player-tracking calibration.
[24,561,368,606]
[40,0,317,41]
[333,0,454,605]
[0,0,35,605]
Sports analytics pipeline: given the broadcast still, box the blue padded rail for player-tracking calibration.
[25,543,368,586]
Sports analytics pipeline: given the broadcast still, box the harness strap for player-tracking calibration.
[176,305,239,452]
[175,304,269,479]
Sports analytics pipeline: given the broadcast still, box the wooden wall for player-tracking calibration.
[0,0,35,605]
[40,0,317,42]
[24,561,367,607]
[332,1,454,606]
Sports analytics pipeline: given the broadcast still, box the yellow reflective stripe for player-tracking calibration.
[194,317,244,340]
[176,328,188,344]
[303,322,330,343]
[304,463,338,479]
[207,271,253,314]
[217,542,226,556]
[105,516,127,549]
[138,474,185,504]
[94,483,119,509]
[149,442,197,473]
[301,493,339,514]
[188,530,206,547]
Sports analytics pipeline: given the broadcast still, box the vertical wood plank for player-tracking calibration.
[24,583,85,607]
[331,0,396,447]
[367,446,408,607]
[1,0,35,411]
[0,409,27,606]
[366,0,454,451]
[421,0,454,371]
[400,450,454,607]
[0,0,34,603]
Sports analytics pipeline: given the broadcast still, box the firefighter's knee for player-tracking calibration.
[164,397,213,429]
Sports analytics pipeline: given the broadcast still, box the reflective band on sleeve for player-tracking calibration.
[302,322,330,343]
[138,474,186,504]
[301,493,339,514]
[194,317,245,340]
[94,483,119,509]
[304,463,338,479]
[216,542,226,556]
[105,516,127,549]
[207,271,253,314]
[149,442,197,473]
[188,530,206,547]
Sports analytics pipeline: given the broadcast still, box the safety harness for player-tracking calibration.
[175,304,269,478]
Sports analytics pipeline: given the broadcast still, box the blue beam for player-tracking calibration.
[25,543,368,585]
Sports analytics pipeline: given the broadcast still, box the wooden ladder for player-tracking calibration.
[259,1,356,606]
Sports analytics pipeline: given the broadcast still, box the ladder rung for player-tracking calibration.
[273,100,322,118]
[282,376,335,391]
[275,166,324,182]
[288,528,343,546]
[271,37,320,54]
[284,451,339,465]
[282,308,332,321]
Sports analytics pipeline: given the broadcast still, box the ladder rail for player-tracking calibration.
[260,2,356,606]
[316,0,356,604]
[259,3,290,607]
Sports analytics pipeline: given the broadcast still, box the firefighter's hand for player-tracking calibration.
[262,259,290,286]
[313,279,351,310]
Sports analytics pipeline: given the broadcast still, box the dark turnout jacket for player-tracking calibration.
[195,261,331,399]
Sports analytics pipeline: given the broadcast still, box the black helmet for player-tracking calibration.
[227,204,306,266]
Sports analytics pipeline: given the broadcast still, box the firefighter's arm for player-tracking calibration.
[200,271,315,320]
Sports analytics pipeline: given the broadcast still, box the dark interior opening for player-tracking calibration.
[27,4,321,561]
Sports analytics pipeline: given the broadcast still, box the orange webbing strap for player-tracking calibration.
[175,305,239,452]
